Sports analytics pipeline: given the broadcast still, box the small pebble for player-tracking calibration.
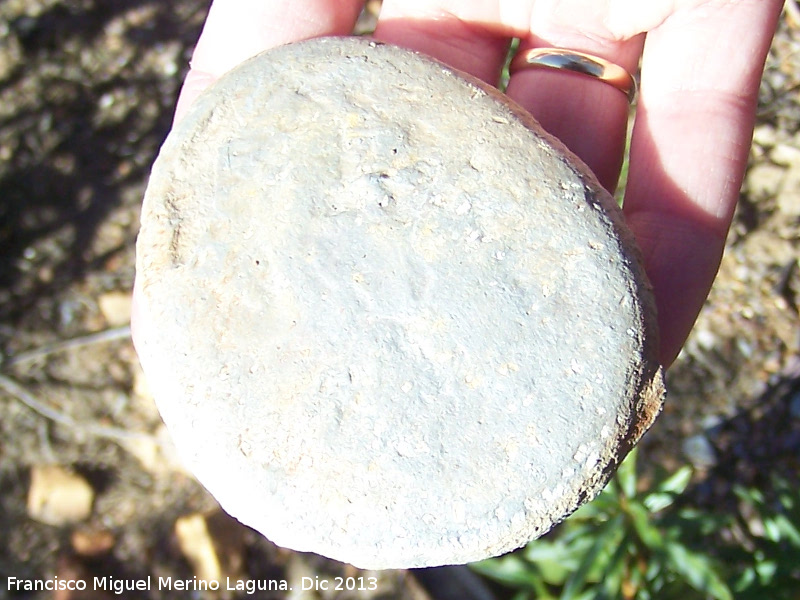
[682,435,718,470]
[27,465,94,526]
[98,290,132,326]
[71,529,115,557]
[174,513,222,582]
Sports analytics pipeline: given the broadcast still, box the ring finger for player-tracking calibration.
[507,29,644,192]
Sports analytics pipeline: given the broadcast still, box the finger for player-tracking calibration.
[372,0,516,86]
[175,0,365,122]
[623,0,783,366]
[506,22,644,192]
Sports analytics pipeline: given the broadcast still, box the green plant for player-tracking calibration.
[471,448,732,600]
[499,38,521,92]
[725,477,800,599]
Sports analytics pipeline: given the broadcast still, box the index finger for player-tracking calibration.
[174,0,365,123]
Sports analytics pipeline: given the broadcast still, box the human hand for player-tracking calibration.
[160,0,783,368]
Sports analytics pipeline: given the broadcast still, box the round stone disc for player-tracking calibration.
[134,36,664,569]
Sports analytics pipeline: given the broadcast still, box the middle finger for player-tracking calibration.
[372,0,518,86]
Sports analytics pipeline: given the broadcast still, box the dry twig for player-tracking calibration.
[0,373,156,444]
[4,325,132,368]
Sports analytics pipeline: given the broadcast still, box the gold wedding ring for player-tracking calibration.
[510,48,637,104]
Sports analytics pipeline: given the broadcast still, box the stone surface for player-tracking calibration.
[135,37,664,568]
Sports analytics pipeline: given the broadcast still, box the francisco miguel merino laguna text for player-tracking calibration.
[8,575,379,594]
[7,576,298,594]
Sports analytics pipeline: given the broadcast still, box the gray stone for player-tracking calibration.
[682,434,718,470]
[135,37,664,569]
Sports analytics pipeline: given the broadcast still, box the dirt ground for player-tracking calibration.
[0,1,798,599]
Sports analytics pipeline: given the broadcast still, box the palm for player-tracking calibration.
[148,0,782,367]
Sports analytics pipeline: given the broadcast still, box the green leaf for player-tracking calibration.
[560,515,624,600]
[524,537,587,582]
[642,466,692,513]
[561,522,606,547]
[769,513,800,546]
[597,536,631,600]
[470,555,543,590]
[733,484,765,506]
[763,516,782,542]
[572,491,619,521]
[498,37,520,92]
[627,500,665,550]
[672,507,729,537]
[754,559,778,583]
[663,541,733,600]
[616,448,639,499]
[602,476,620,498]
[732,566,757,592]
[643,491,678,514]
[655,465,693,495]
[628,559,648,595]
[775,484,796,511]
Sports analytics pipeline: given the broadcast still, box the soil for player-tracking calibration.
[0,1,798,599]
